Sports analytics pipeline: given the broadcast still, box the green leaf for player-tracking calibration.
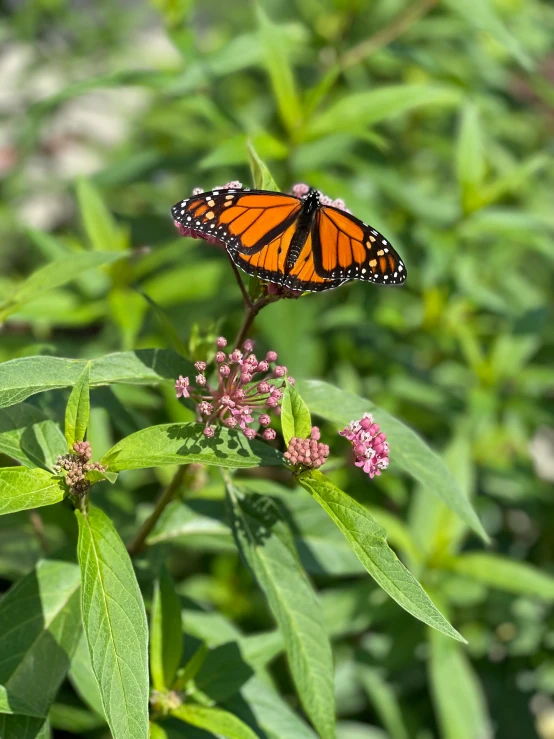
[0,349,195,409]
[247,141,280,191]
[150,567,183,690]
[0,403,66,469]
[0,558,81,717]
[65,363,91,447]
[226,482,336,739]
[306,85,462,138]
[49,702,105,733]
[446,553,554,599]
[192,642,253,704]
[298,471,465,642]
[101,423,284,471]
[140,292,189,358]
[456,104,485,213]
[429,626,492,739]
[256,8,303,135]
[0,468,65,516]
[172,704,258,739]
[69,632,106,718]
[0,715,49,739]
[357,665,409,739]
[281,382,312,445]
[299,380,488,542]
[443,0,531,69]
[77,179,127,251]
[0,252,125,320]
[76,506,149,739]
[226,676,318,739]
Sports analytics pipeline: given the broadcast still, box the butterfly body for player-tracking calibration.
[172,186,406,292]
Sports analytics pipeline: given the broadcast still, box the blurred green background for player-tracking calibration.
[1,0,554,737]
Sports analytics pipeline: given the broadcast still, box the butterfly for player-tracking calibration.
[171,186,406,292]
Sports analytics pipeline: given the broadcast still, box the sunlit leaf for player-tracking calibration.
[0,468,65,516]
[76,506,149,739]
[65,363,91,447]
[101,423,284,471]
[150,566,183,690]
[281,381,312,445]
[226,481,336,739]
[0,558,81,717]
[299,471,465,642]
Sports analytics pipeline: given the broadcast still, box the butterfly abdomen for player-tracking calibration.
[285,189,320,273]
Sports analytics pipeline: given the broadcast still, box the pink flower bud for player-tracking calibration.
[259,414,271,426]
[215,351,225,363]
[263,428,276,440]
[271,388,283,400]
[194,361,207,371]
[310,426,321,440]
[219,364,230,377]
[266,396,278,408]
[243,427,256,440]
[243,339,255,352]
[229,350,242,363]
[224,416,237,428]
[203,425,215,438]
[287,376,295,385]
[258,381,270,393]
[266,350,278,362]
[241,372,252,383]
[273,366,286,378]
[257,361,269,373]
[235,389,246,400]
[198,401,213,415]
[196,374,206,386]
[360,416,373,430]
[216,337,227,348]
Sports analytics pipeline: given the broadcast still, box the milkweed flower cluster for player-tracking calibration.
[339,413,389,479]
[175,337,293,440]
[290,183,351,213]
[53,441,107,497]
[284,427,329,470]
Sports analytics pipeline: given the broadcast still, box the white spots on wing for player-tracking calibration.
[398,264,403,271]
[361,268,367,274]
[383,239,388,245]
[213,191,219,195]
[186,216,191,221]
[384,248,389,253]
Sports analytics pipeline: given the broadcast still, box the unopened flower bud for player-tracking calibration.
[243,339,255,352]
[263,428,276,440]
[203,425,215,438]
[243,427,256,440]
[266,351,278,362]
[220,364,230,377]
[273,366,286,378]
[257,361,269,373]
[196,374,206,386]
[216,337,227,348]
[194,361,207,371]
[259,414,271,426]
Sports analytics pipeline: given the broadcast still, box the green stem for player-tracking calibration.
[340,0,437,68]
[128,466,187,557]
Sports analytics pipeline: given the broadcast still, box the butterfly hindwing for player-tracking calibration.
[312,206,407,285]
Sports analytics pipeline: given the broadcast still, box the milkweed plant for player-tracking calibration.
[0,151,515,739]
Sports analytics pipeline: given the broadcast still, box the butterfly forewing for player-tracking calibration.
[312,206,407,285]
[172,189,301,255]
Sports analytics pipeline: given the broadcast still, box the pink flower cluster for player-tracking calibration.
[339,413,389,479]
[54,441,107,497]
[291,183,351,213]
[284,427,329,469]
[175,337,293,440]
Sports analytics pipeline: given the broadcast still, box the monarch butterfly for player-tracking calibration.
[171,186,406,292]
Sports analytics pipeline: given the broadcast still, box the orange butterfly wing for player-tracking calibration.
[312,206,407,285]
[172,188,301,255]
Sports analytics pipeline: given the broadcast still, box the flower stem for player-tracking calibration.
[340,0,437,68]
[234,294,278,349]
[227,253,252,309]
[127,465,186,557]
